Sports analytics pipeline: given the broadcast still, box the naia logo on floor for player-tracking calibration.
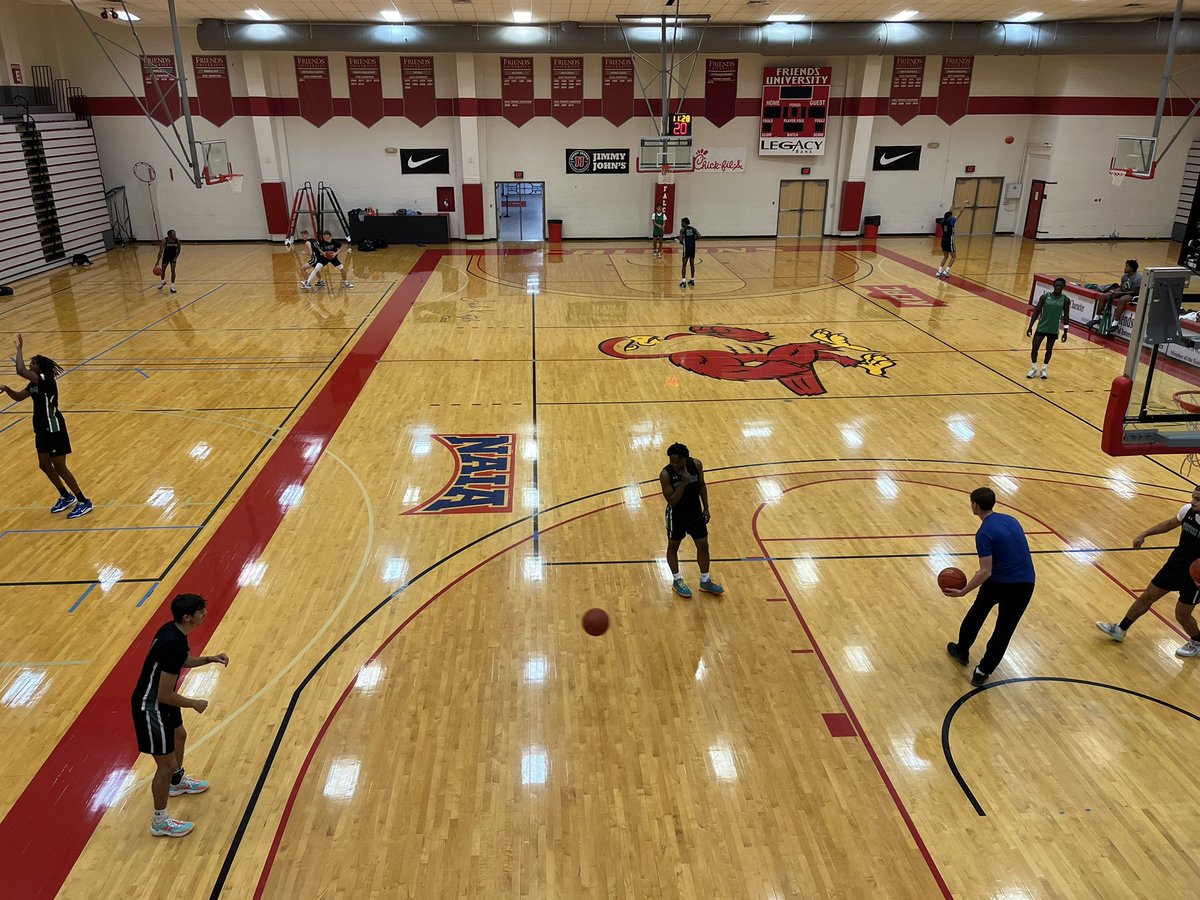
[406,434,516,514]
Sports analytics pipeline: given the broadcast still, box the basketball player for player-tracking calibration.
[155,229,181,293]
[131,593,228,837]
[1089,259,1141,336]
[651,204,666,258]
[944,487,1036,686]
[677,218,700,288]
[302,231,353,290]
[936,207,963,277]
[660,442,724,598]
[1,334,92,518]
[297,230,324,287]
[1025,276,1070,379]
[1096,487,1200,658]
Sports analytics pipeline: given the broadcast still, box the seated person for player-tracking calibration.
[1090,259,1141,335]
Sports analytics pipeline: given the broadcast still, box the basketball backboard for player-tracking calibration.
[637,137,693,173]
[200,139,233,184]
[1109,135,1157,180]
[1100,267,1200,456]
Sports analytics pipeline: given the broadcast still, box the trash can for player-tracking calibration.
[863,215,881,240]
[548,219,563,242]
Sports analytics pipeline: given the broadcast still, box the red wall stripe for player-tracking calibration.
[79,94,1200,119]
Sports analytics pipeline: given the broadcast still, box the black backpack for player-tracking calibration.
[71,253,92,266]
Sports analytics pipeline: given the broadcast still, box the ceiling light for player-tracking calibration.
[767,13,806,21]
[514,10,532,23]
[889,10,920,21]
[244,8,273,20]
[1008,11,1043,21]
[381,9,403,21]
[114,9,140,20]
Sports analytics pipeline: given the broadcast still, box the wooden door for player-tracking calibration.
[1023,180,1047,240]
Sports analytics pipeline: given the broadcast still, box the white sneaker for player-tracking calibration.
[1027,365,1038,378]
[169,285,177,293]
[1176,639,1200,658]
[150,816,194,837]
[157,282,165,290]
[680,280,686,288]
[300,281,310,291]
[936,268,944,276]
[688,279,695,286]
[1040,365,1048,379]
[1096,622,1126,642]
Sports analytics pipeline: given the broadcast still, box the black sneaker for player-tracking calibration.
[946,642,968,666]
[971,668,988,687]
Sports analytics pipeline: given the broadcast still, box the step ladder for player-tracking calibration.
[284,182,319,247]
[316,181,351,242]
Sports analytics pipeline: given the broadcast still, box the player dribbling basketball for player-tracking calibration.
[660,442,723,598]
[302,231,353,290]
[1096,486,1200,658]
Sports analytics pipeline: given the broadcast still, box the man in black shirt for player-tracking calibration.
[1097,486,1200,658]
[302,230,353,290]
[131,593,228,837]
[677,217,701,288]
[660,442,724,598]
[0,334,92,518]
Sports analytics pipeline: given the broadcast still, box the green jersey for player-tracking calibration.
[1035,292,1067,334]
[652,212,666,237]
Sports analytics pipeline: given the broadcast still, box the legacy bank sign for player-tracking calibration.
[565,148,630,174]
[758,66,832,156]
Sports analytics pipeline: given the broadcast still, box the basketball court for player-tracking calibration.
[4,1,1200,898]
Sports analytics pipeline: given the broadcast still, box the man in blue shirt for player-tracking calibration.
[944,487,1036,686]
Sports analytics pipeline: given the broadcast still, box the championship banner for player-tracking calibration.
[401,57,436,127]
[141,55,180,125]
[192,55,232,127]
[295,55,333,127]
[758,66,831,156]
[602,57,634,127]
[937,56,974,125]
[888,56,925,125]
[565,148,629,174]
[550,56,584,127]
[500,56,535,127]
[346,56,383,127]
[704,58,739,128]
[692,146,746,174]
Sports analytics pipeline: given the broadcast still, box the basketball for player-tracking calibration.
[582,607,609,636]
[323,250,337,260]
[152,265,163,277]
[938,567,968,592]
[1190,559,1200,585]
[1004,135,1015,144]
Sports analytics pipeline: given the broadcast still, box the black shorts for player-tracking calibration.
[1151,561,1200,605]
[316,258,344,270]
[133,704,183,756]
[681,249,696,260]
[161,250,179,265]
[941,235,956,253]
[35,430,71,457]
[666,506,707,542]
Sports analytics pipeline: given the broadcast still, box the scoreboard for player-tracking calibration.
[758,66,832,156]
[669,112,692,137]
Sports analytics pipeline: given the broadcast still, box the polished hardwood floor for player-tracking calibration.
[1,234,1197,899]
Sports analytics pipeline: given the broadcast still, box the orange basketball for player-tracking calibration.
[152,265,163,277]
[1190,559,1200,585]
[323,250,337,260]
[582,608,609,636]
[937,567,968,592]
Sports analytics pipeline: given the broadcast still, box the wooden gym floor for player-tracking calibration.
[1,234,1198,899]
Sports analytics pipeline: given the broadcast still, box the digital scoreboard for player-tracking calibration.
[669,112,692,137]
[758,66,832,156]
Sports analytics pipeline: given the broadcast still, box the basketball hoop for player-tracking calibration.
[1173,390,1200,476]
[1108,168,1129,186]
[226,174,244,193]
[658,164,675,186]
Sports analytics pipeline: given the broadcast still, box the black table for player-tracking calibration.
[349,214,449,245]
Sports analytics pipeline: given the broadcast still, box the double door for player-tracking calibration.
[950,177,1002,234]
[777,180,828,238]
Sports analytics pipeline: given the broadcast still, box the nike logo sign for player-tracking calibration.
[878,151,914,166]
[406,155,442,169]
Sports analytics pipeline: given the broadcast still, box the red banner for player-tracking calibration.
[500,57,534,127]
[655,180,676,235]
[294,55,333,127]
[346,56,383,127]
[550,56,583,127]
[888,55,924,125]
[937,56,974,125]
[401,56,436,127]
[192,55,233,127]
[602,57,634,127]
[704,58,738,128]
[141,55,180,125]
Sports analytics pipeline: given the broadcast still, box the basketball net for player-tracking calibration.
[1174,391,1200,477]
[1109,168,1128,186]
[657,164,675,186]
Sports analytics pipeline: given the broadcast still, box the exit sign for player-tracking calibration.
[514,170,524,179]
